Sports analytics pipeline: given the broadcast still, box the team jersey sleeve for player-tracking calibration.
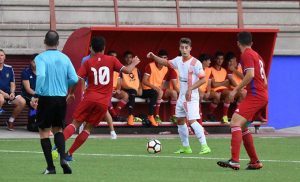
[113,57,125,72]
[144,64,151,76]
[21,69,29,81]
[67,59,79,86]
[194,61,205,79]
[241,52,255,72]
[9,67,15,83]
[167,57,178,69]
[77,60,88,80]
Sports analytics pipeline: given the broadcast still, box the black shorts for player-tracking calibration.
[36,96,67,129]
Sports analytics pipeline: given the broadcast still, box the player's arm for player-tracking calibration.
[147,52,169,66]
[22,80,35,95]
[227,74,238,87]
[211,79,230,88]
[120,56,140,74]
[171,79,180,94]
[67,59,79,87]
[186,77,206,101]
[232,69,244,79]
[116,77,122,91]
[234,69,254,92]
[35,58,46,96]
[142,74,159,90]
[0,90,9,99]
[206,79,212,93]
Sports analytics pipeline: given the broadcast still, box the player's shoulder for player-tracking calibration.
[172,56,182,62]
[3,64,12,68]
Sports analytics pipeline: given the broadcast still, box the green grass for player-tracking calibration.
[0,136,300,182]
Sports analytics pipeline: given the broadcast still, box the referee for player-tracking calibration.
[31,30,78,174]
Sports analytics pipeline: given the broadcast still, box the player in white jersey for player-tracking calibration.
[147,38,211,154]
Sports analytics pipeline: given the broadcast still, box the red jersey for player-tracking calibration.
[240,48,267,97]
[77,53,124,106]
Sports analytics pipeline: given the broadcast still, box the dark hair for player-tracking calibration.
[91,36,106,53]
[32,53,39,61]
[224,52,236,68]
[237,31,252,46]
[44,30,59,46]
[0,49,5,55]
[199,54,210,63]
[179,37,192,46]
[107,50,117,56]
[123,51,133,57]
[215,51,224,59]
[158,49,168,57]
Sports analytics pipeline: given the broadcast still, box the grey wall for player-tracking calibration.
[0,0,299,55]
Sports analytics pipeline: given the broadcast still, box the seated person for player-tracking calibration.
[0,49,26,130]
[142,51,169,124]
[121,51,157,126]
[209,51,231,124]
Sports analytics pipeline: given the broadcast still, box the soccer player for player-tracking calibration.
[217,32,268,170]
[31,30,77,174]
[209,51,231,123]
[147,38,211,154]
[63,37,140,160]
[0,49,26,130]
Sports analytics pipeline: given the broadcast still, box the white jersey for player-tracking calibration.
[168,56,205,101]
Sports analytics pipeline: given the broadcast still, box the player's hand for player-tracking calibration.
[132,56,141,66]
[153,86,162,94]
[2,92,10,99]
[204,92,210,100]
[66,94,75,104]
[185,88,192,101]
[228,66,235,72]
[9,93,15,100]
[147,52,154,59]
[229,89,237,102]
[116,90,121,95]
[30,98,39,110]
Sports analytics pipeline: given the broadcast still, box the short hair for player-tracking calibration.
[199,54,210,63]
[179,37,192,46]
[225,52,236,62]
[0,49,5,55]
[107,50,117,56]
[32,53,39,61]
[158,49,168,57]
[215,51,224,58]
[44,30,59,46]
[237,31,252,46]
[123,51,133,57]
[91,36,106,53]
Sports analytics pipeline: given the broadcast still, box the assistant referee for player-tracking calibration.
[31,30,78,174]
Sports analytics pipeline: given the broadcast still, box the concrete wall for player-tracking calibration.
[0,0,299,55]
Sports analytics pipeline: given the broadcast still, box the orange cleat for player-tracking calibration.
[127,115,134,126]
[148,115,158,127]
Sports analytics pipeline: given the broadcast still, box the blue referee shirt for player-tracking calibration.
[0,64,15,94]
[34,49,78,96]
[21,66,36,98]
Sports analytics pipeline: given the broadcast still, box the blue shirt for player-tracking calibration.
[21,66,36,98]
[35,49,78,96]
[0,64,15,94]
[81,55,91,86]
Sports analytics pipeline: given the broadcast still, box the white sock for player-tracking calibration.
[178,124,190,147]
[191,122,207,145]
[9,117,15,123]
[79,124,84,134]
[110,130,116,135]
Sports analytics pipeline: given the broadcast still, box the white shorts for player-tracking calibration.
[175,99,200,120]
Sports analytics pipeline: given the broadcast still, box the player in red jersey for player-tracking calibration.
[217,32,268,170]
[62,37,140,160]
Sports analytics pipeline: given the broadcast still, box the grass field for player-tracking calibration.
[0,136,300,182]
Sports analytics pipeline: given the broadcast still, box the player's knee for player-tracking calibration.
[171,90,178,100]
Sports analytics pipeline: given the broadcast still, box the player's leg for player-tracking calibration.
[174,117,193,154]
[114,90,129,115]
[8,95,26,130]
[39,127,56,174]
[0,94,5,114]
[141,89,158,126]
[207,90,220,121]
[154,89,164,122]
[104,111,117,139]
[221,89,231,124]
[162,89,177,123]
[125,89,137,126]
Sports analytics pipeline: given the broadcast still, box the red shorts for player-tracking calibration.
[73,99,107,126]
[235,94,268,121]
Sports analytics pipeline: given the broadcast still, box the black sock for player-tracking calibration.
[40,138,55,170]
[54,132,66,161]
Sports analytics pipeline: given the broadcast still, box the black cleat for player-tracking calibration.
[217,159,240,170]
[246,160,263,170]
[42,168,56,174]
[61,159,72,174]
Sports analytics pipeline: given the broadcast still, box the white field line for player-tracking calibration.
[0,149,299,164]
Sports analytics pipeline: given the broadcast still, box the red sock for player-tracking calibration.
[115,99,127,115]
[231,126,242,162]
[242,129,259,163]
[155,99,162,116]
[209,103,218,114]
[63,124,76,141]
[170,100,176,116]
[223,103,230,116]
[68,130,90,155]
[109,103,117,117]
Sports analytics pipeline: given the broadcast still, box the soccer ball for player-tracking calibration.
[51,149,58,160]
[147,139,162,154]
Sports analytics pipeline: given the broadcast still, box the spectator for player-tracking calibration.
[0,49,26,131]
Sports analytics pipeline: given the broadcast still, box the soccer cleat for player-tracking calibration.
[60,159,72,174]
[174,146,193,154]
[169,115,177,123]
[148,115,158,127]
[246,160,263,170]
[207,114,217,122]
[222,116,229,124]
[65,152,73,162]
[110,131,117,140]
[127,115,134,126]
[42,168,56,174]
[199,144,211,154]
[155,115,162,123]
[6,121,14,131]
[0,108,5,115]
[134,116,142,122]
[217,159,240,170]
